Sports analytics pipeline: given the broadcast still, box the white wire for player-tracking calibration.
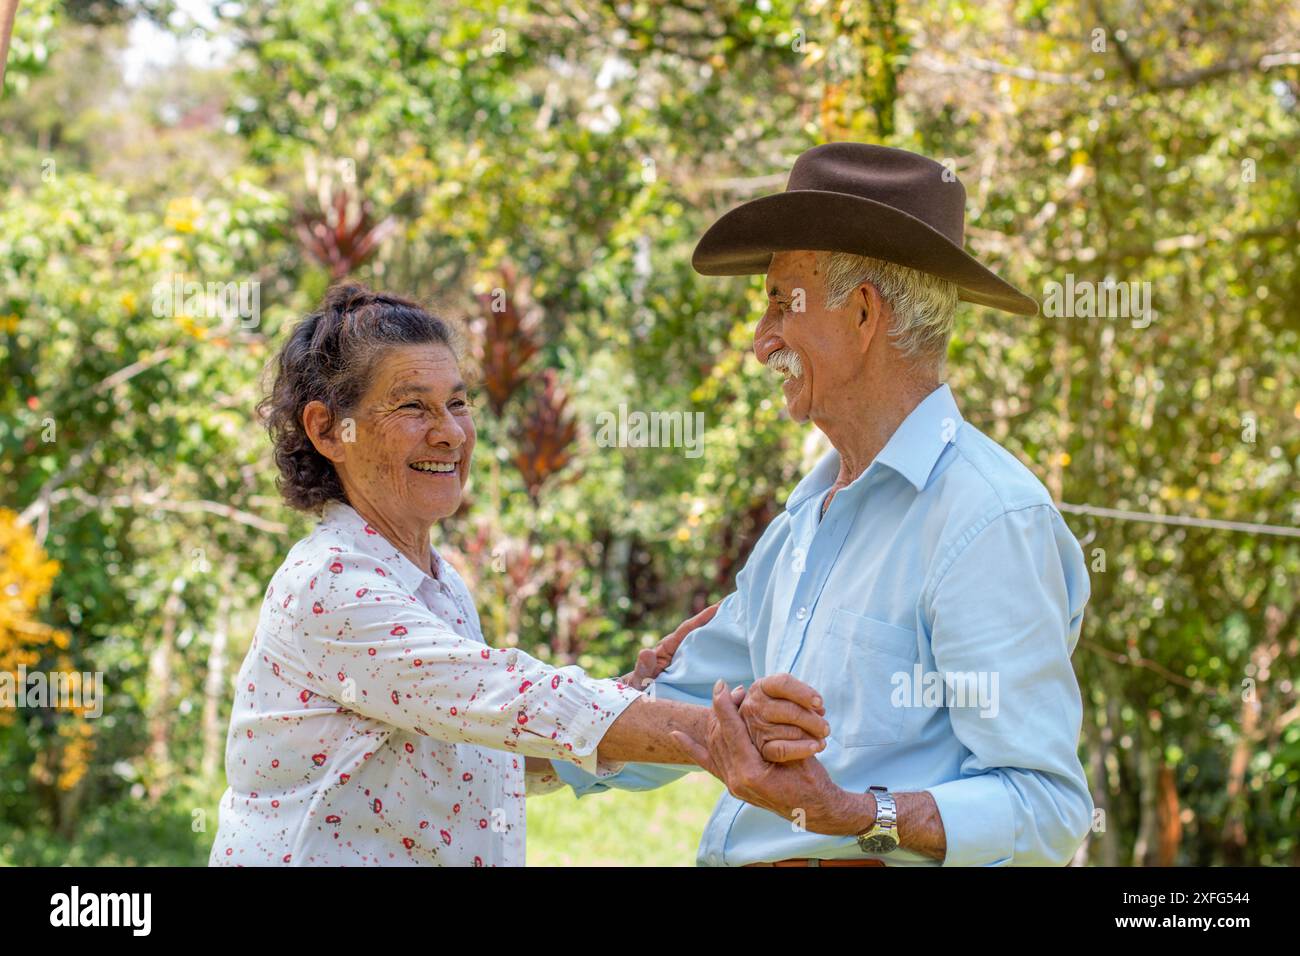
[1057,501,1300,538]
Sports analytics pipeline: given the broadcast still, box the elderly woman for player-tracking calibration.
[209,284,827,866]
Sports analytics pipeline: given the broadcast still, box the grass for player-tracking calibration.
[526,772,724,866]
[0,773,725,866]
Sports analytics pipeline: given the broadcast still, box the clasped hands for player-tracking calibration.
[626,605,863,835]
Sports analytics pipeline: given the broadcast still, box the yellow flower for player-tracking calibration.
[165,196,202,233]
[176,315,209,340]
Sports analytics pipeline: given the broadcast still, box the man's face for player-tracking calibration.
[753,251,872,424]
[335,343,476,527]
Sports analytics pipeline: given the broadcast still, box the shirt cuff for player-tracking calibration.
[524,763,566,796]
[927,773,1016,866]
[547,668,643,776]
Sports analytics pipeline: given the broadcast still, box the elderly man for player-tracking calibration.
[555,142,1093,866]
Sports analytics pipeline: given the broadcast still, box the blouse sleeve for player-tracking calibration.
[288,549,643,775]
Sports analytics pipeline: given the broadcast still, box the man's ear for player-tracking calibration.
[302,400,346,463]
[855,281,888,353]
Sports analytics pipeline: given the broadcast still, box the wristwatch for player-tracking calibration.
[856,786,898,855]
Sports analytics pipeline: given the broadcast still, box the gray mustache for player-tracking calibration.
[766,348,803,379]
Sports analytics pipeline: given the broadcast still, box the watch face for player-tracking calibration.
[859,834,898,854]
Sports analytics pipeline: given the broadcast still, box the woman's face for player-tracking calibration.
[325,342,476,530]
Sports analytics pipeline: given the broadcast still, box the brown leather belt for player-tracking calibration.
[744,858,886,867]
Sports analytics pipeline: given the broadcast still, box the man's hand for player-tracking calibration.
[624,601,721,690]
[672,679,869,834]
[737,674,829,762]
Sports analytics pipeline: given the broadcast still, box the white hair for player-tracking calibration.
[817,251,958,362]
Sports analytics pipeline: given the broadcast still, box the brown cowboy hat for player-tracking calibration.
[691,142,1038,316]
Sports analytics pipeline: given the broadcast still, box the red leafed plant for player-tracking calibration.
[295,186,397,279]
[471,264,541,417]
[511,368,578,503]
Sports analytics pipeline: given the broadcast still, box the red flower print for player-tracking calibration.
[329,561,344,574]
[462,772,473,782]
[390,625,408,636]
[517,711,529,725]
[391,690,400,705]
[440,829,452,846]
[325,814,341,824]
[404,742,414,753]
[402,837,415,849]
[309,576,316,589]
[453,803,460,813]
[356,587,368,598]
[364,524,378,535]
[312,602,323,615]
[271,800,280,808]
[339,773,350,784]
[518,680,532,693]
[300,690,312,703]
[282,854,292,863]
[375,567,386,576]
[312,753,327,766]
[368,648,377,656]
[271,759,279,768]
[480,649,490,659]
[473,856,483,867]
[372,798,383,813]
[551,675,561,689]
[248,682,255,691]
[449,706,457,716]
[413,658,422,666]
[272,662,280,676]
[478,819,488,830]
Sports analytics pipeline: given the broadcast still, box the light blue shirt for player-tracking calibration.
[556,383,1093,866]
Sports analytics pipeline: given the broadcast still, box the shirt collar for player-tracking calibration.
[319,500,444,594]
[785,383,963,510]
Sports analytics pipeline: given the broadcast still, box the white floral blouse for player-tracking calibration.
[209,501,642,866]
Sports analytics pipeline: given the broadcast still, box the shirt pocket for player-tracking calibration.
[814,608,919,748]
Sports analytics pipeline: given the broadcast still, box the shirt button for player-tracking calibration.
[795,606,808,621]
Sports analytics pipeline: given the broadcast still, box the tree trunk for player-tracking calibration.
[201,594,231,782]
[146,576,185,801]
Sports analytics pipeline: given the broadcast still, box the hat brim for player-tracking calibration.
[691,190,1039,316]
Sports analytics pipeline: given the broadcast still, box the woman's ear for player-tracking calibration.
[302,400,346,463]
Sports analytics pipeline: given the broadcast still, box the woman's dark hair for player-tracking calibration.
[260,283,460,512]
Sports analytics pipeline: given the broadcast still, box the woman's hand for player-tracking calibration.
[623,601,721,690]
[734,674,829,762]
